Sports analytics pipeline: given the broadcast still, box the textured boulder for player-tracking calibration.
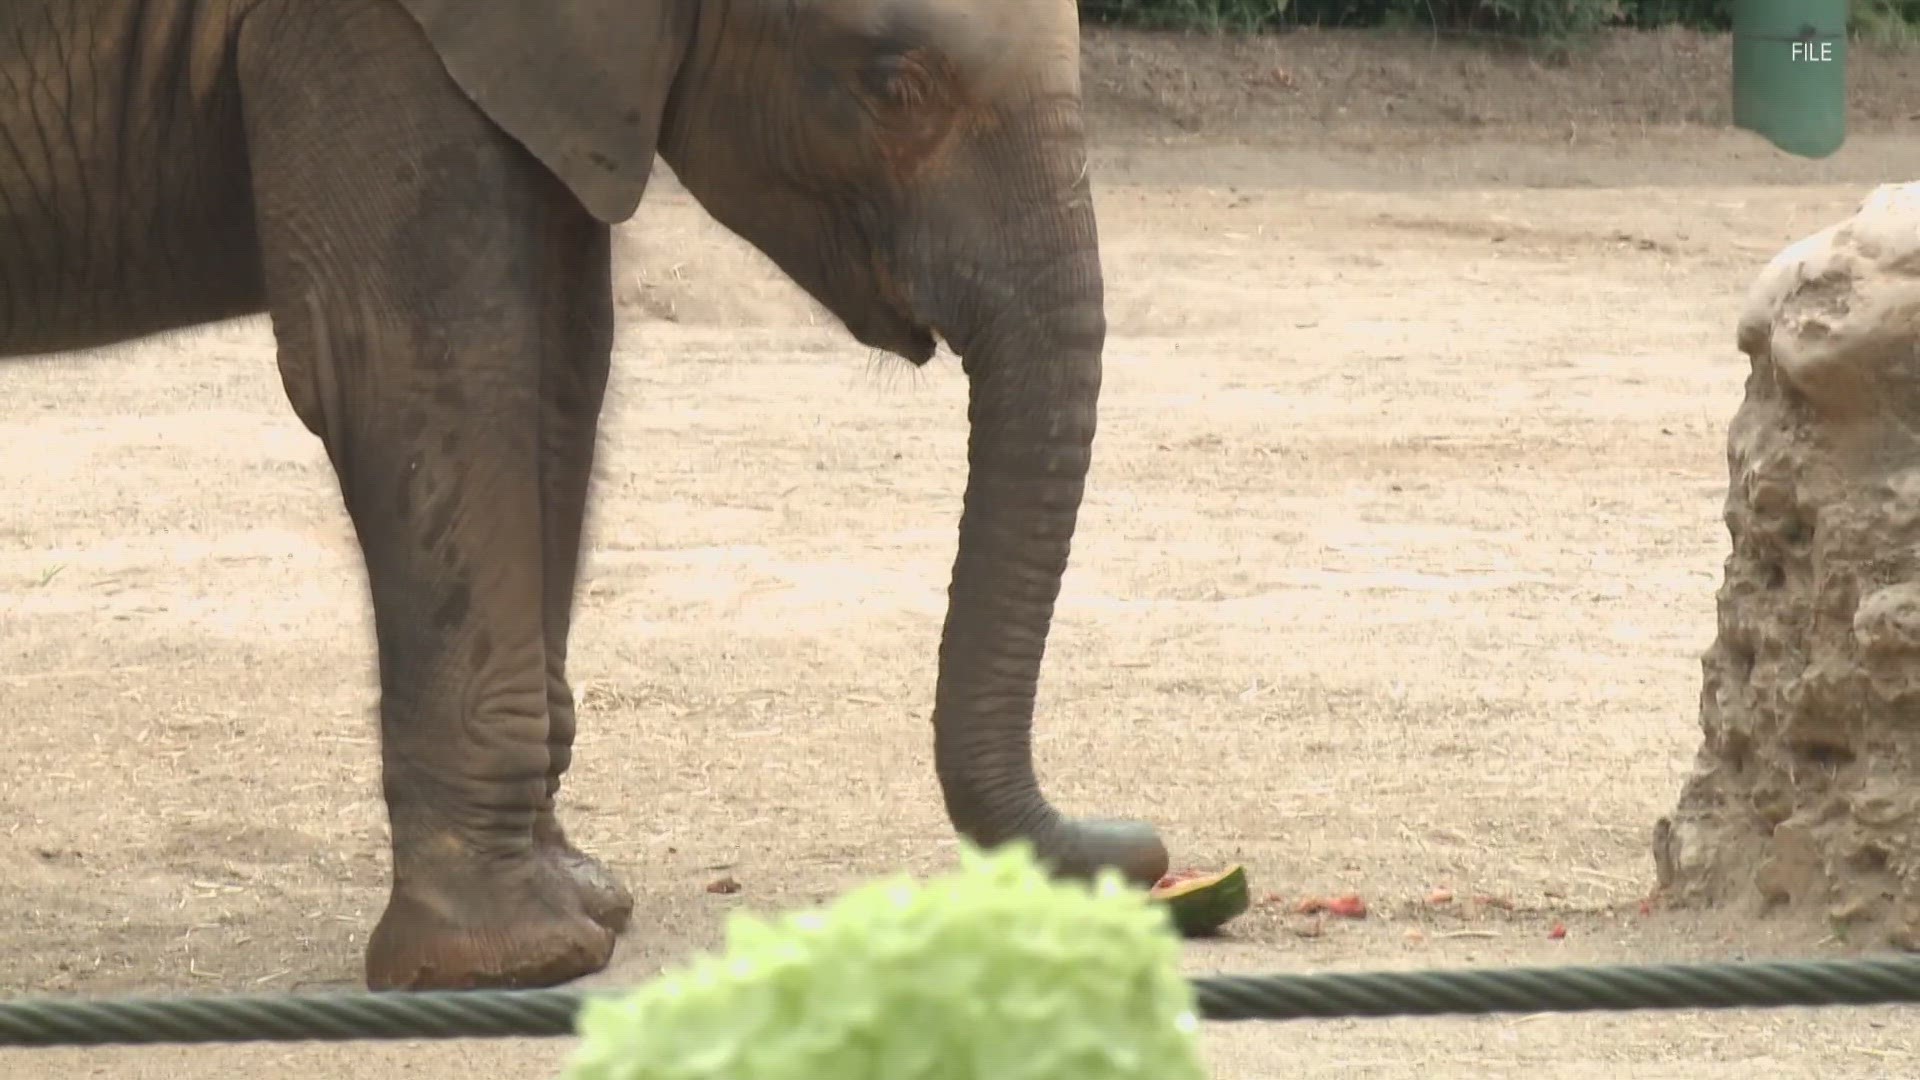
[1654,182,1920,944]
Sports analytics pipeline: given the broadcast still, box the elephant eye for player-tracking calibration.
[858,52,938,115]
[845,45,960,176]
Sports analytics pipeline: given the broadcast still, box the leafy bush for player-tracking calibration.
[1080,0,1626,34]
[1617,0,1920,32]
[1387,0,1623,38]
[1081,0,1297,32]
[560,843,1207,1080]
[1852,0,1920,42]
[1615,0,1729,28]
[1081,0,1920,38]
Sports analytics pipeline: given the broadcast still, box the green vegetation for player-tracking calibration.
[1081,0,1920,43]
[561,843,1206,1080]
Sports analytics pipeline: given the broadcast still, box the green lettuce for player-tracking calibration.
[560,842,1207,1080]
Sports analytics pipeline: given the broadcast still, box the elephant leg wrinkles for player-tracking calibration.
[235,0,623,990]
[528,182,633,936]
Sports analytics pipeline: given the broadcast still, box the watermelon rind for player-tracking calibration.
[1150,864,1250,937]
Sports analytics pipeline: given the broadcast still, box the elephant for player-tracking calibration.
[0,0,1172,991]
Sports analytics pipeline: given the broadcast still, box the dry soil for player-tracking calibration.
[4,26,1919,1080]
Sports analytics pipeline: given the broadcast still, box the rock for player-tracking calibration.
[1657,182,1920,942]
[1854,582,1920,658]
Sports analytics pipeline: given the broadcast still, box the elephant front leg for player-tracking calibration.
[367,576,614,995]
[300,298,617,992]
[236,0,621,990]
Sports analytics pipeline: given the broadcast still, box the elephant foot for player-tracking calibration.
[1030,818,1171,889]
[534,814,635,934]
[364,854,616,992]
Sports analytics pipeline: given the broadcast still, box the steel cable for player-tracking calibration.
[5,955,1920,1048]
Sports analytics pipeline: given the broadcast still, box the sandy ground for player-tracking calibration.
[5,25,1920,1080]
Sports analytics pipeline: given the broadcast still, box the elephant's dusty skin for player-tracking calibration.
[0,0,1166,992]
[1654,181,1920,944]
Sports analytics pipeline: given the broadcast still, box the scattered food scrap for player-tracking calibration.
[1296,893,1367,919]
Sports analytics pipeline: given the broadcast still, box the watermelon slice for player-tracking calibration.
[1150,865,1250,937]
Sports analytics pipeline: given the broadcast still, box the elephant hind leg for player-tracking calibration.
[235,0,622,990]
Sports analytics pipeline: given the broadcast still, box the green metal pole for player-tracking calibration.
[1732,0,1849,158]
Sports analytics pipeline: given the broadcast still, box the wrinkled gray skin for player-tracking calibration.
[0,0,1171,989]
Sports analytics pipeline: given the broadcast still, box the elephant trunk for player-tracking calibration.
[932,221,1168,888]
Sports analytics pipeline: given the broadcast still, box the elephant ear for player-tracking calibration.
[394,0,694,224]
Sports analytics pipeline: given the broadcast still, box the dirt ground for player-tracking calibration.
[5,25,1920,1080]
